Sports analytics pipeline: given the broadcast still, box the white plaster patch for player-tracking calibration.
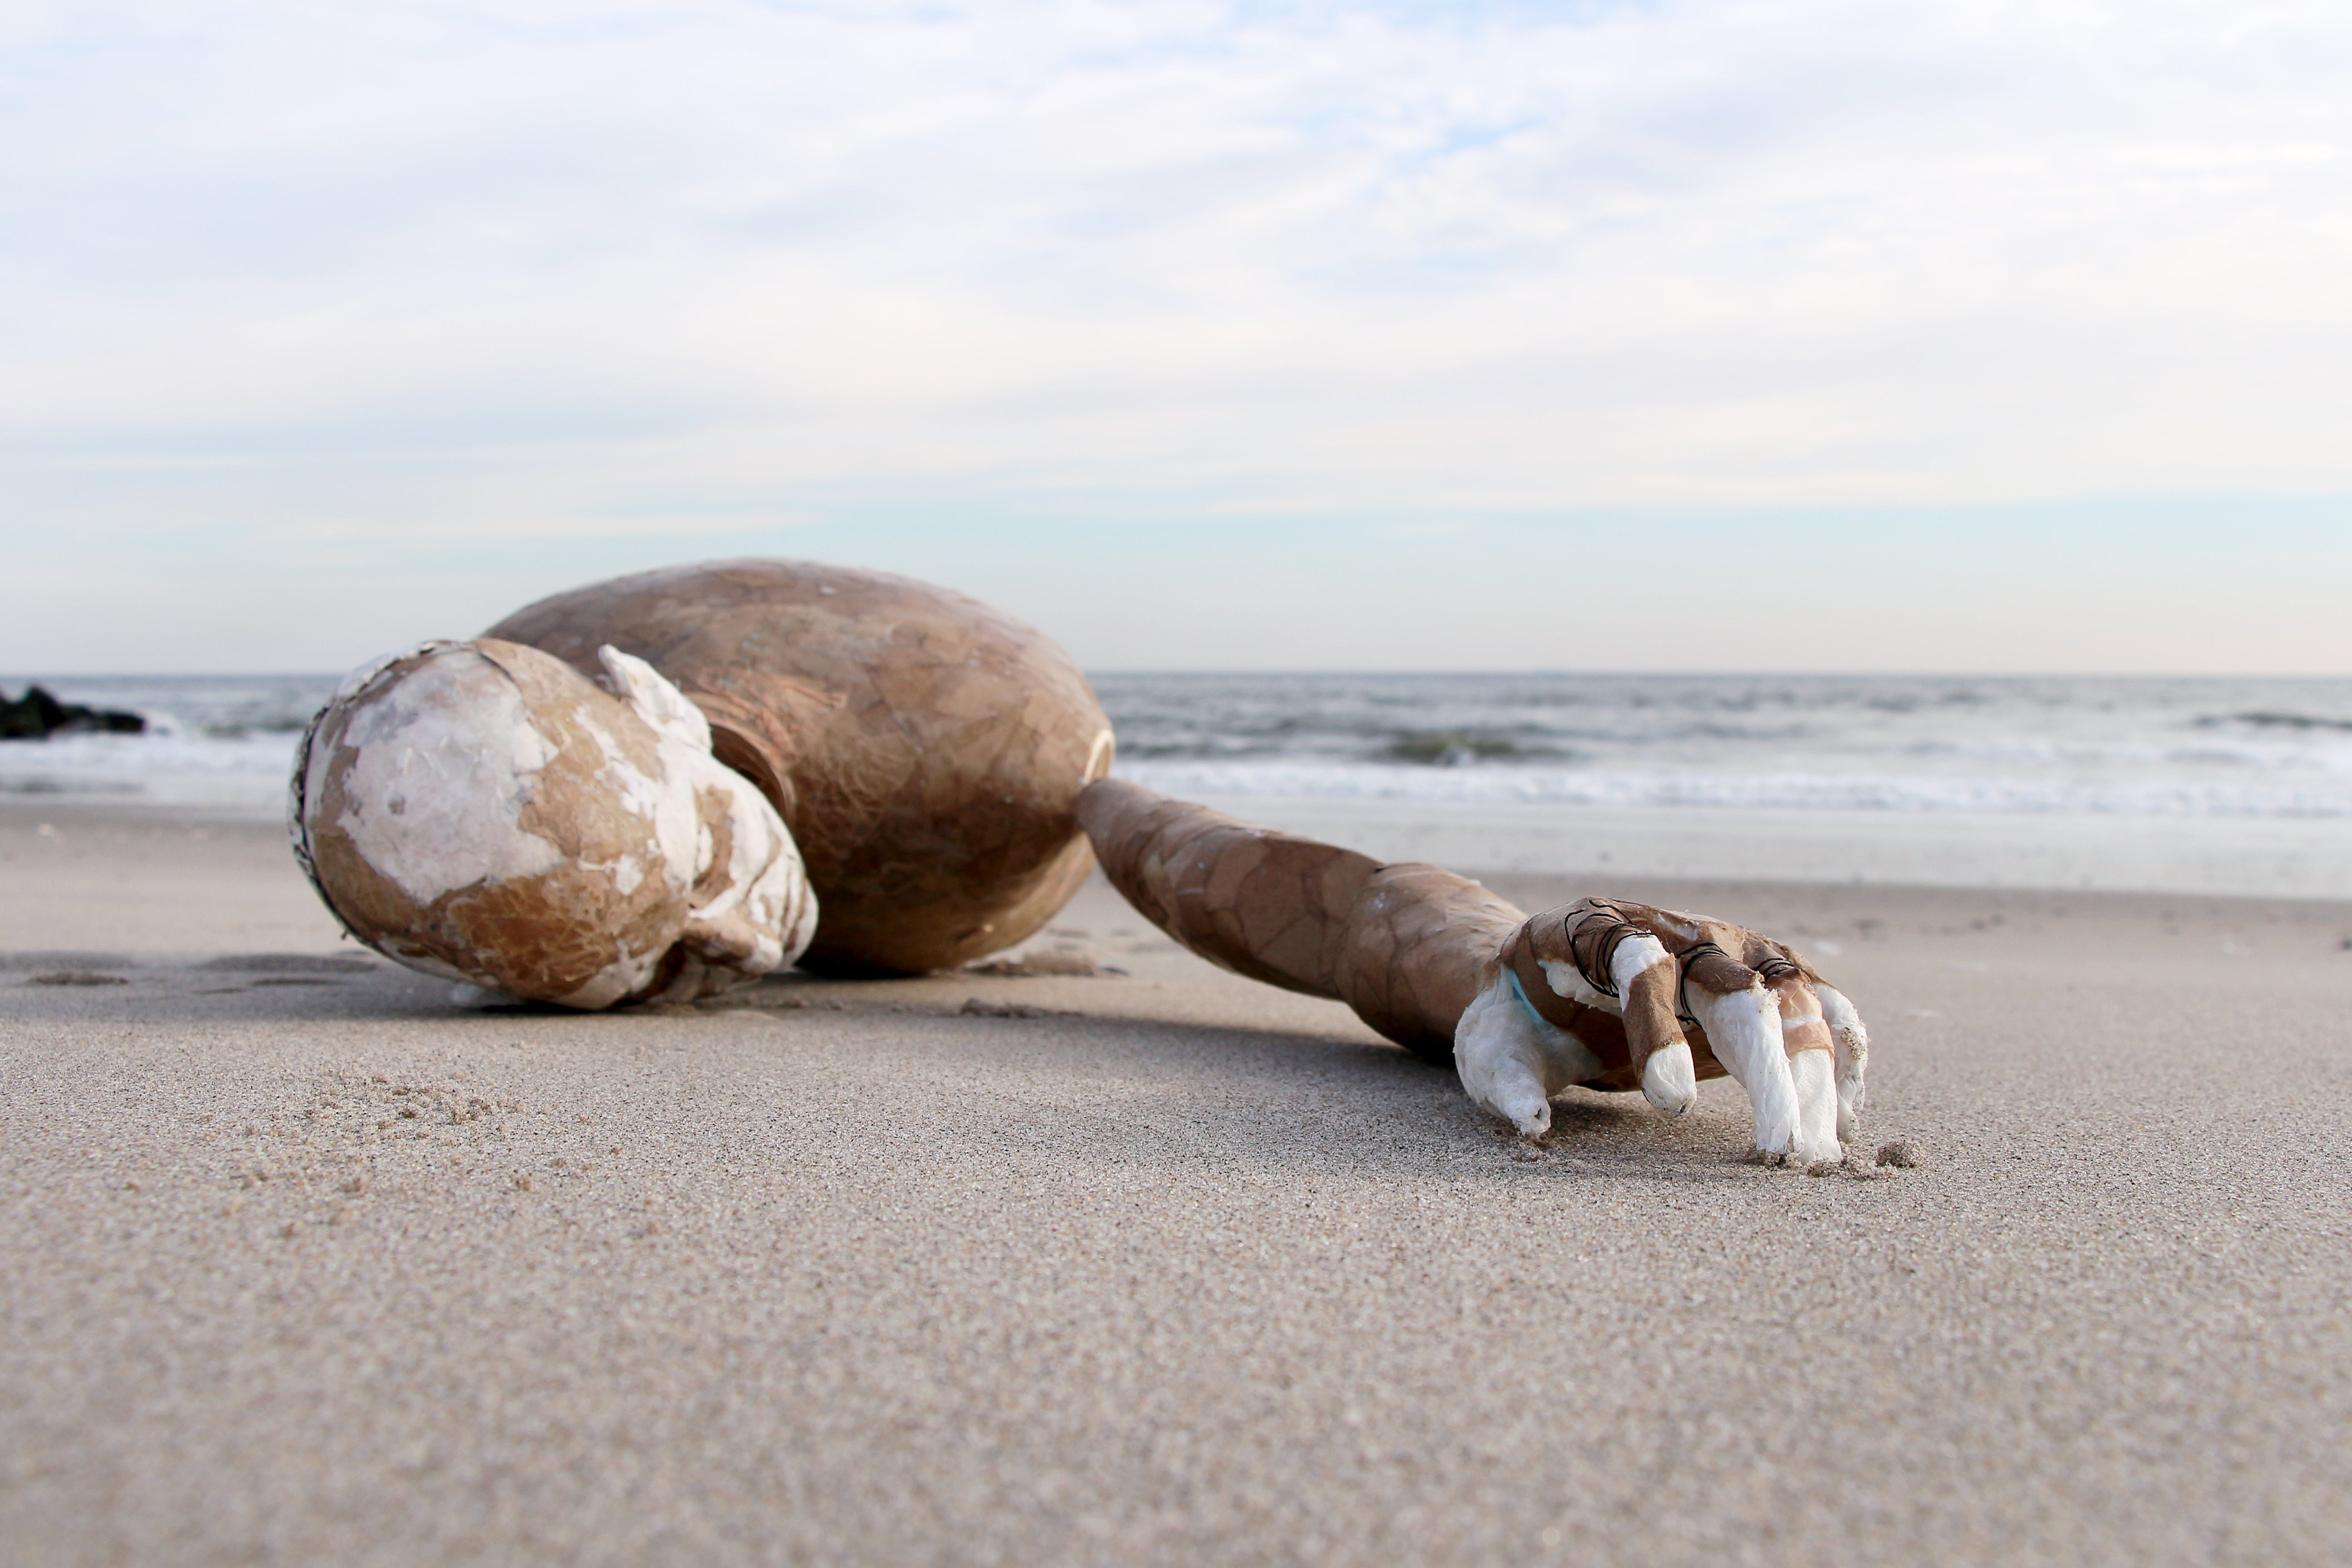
[1607,933,1671,993]
[1455,970,1570,1137]
[598,645,712,751]
[1648,910,1701,943]
[1642,1041,1698,1114]
[1538,956,1620,1015]
[1816,983,1870,1141]
[577,714,693,896]
[576,659,818,1001]
[608,655,818,989]
[329,648,563,906]
[677,760,819,982]
[1539,929,1673,1015]
[1454,968,1608,1137]
[1684,982,1800,1158]
[1787,1046,1842,1165]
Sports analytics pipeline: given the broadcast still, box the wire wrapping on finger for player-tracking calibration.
[1673,940,1729,1028]
[1563,900,1652,999]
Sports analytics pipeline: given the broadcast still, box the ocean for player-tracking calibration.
[8,671,2352,897]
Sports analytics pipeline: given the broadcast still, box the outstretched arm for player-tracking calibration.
[1075,779,1525,1064]
[1077,780,1868,1166]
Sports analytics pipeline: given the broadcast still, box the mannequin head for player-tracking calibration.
[292,638,816,1007]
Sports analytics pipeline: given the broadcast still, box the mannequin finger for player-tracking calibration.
[1453,973,1565,1139]
[1467,1044,1556,1140]
[1521,901,1695,1111]
[1767,974,1841,1164]
[1610,936,1695,1114]
[1681,976,1799,1160]
[1814,983,1871,1142]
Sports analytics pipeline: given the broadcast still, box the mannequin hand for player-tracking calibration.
[1455,897,1868,1167]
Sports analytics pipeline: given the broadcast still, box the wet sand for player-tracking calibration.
[5,798,2352,1566]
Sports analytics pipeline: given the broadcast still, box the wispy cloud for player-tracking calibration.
[3,1,2349,667]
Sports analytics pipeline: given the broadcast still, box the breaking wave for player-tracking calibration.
[10,668,2352,822]
[1114,761,2352,818]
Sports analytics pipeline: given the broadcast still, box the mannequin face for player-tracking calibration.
[292,638,816,1007]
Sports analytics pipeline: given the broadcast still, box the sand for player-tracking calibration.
[5,796,2352,1566]
[1178,791,2352,900]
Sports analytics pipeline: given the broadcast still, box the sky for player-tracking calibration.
[4,0,2350,674]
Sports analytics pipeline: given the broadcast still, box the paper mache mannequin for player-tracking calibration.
[293,559,1868,1167]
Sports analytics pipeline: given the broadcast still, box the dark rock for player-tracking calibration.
[0,685,145,740]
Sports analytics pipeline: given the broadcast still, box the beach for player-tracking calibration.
[10,0,2351,1554]
[6,793,2352,1565]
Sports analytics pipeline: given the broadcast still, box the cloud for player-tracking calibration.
[2,1,2349,668]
